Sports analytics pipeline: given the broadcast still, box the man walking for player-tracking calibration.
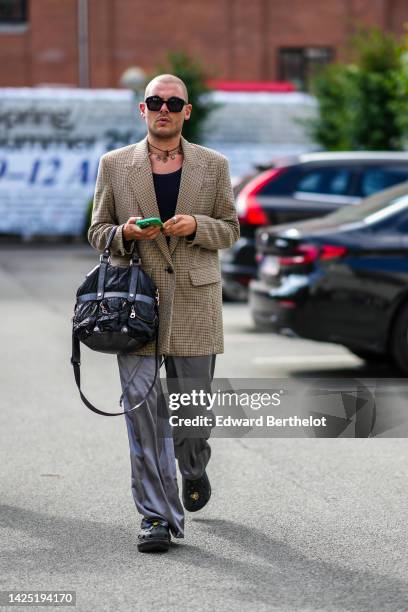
[88,73,239,552]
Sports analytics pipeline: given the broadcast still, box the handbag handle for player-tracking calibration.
[96,226,141,301]
[103,225,141,263]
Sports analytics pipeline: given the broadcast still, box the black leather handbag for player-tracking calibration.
[71,226,160,416]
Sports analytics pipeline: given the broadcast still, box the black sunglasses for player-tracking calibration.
[145,95,187,113]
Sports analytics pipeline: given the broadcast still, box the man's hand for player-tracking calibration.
[162,214,197,237]
[123,217,162,241]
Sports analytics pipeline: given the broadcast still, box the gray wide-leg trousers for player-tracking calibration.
[117,353,216,539]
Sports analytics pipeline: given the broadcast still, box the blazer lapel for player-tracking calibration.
[125,136,172,264]
[125,134,206,261]
[169,135,206,255]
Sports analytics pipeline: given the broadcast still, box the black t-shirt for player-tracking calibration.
[152,167,182,225]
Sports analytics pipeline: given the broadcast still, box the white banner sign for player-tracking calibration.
[0,88,143,237]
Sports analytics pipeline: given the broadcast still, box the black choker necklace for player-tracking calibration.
[147,140,182,163]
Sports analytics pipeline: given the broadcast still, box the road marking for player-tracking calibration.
[252,354,360,365]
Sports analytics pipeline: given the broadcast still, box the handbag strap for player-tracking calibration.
[70,328,160,417]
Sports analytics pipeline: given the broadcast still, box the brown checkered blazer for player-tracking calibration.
[87,134,240,356]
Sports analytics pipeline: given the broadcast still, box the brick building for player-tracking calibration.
[0,0,408,90]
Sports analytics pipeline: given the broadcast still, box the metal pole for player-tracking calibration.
[78,0,89,87]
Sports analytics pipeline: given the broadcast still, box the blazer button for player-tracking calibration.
[165,266,174,274]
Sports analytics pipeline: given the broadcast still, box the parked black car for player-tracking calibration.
[223,152,408,301]
[249,181,408,373]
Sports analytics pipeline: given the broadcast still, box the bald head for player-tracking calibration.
[144,74,188,103]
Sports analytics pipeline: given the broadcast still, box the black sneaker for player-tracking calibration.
[137,517,171,553]
[182,470,211,512]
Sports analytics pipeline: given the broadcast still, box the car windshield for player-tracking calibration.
[323,181,408,225]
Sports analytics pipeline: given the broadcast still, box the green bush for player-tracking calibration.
[307,26,408,151]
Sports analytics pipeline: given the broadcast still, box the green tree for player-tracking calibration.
[308,26,408,151]
[146,51,219,143]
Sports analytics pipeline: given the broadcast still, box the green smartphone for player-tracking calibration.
[136,217,163,229]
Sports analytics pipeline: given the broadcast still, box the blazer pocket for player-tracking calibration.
[189,267,221,286]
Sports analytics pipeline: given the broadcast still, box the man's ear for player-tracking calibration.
[184,104,192,120]
[139,102,146,117]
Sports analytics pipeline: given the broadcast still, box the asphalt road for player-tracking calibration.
[1,244,408,612]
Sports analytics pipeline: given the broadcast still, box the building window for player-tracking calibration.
[279,47,334,92]
[0,0,27,24]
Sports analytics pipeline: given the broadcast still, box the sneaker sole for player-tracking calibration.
[137,538,170,553]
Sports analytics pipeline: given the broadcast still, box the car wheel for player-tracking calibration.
[390,303,408,375]
[347,348,389,364]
